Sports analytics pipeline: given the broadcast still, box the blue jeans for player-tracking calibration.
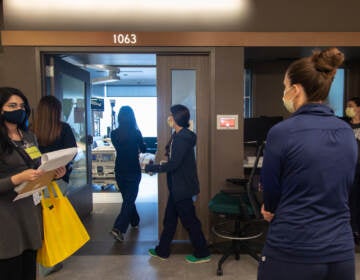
[155,194,210,258]
[113,173,141,233]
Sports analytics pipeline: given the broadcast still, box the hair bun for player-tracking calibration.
[312,48,344,78]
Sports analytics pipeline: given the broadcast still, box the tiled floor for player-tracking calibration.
[41,253,260,280]
[39,176,360,280]
[39,202,262,280]
[39,201,360,280]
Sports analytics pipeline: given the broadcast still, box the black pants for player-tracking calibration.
[258,256,355,280]
[114,173,141,233]
[155,194,210,258]
[0,250,37,280]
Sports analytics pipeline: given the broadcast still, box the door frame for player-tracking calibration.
[38,47,214,225]
[156,54,211,239]
[42,54,93,218]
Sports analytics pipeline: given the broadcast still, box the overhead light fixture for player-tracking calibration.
[5,0,251,29]
[91,71,120,85]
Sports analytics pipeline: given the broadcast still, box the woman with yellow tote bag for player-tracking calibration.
[37,181,90,267]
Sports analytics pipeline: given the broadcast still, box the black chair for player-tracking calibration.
[208,142,265,276]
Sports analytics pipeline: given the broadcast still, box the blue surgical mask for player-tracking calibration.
[2,109,26,125]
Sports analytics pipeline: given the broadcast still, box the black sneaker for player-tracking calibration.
[115,232,125,242]
[110,228,119,237]
[110,228,125,242]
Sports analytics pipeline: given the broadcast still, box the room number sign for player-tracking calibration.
[113,33,137,45]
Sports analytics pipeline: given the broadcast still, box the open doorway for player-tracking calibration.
[42,51,211,241]
[55,52,158,202]
[42,52,159,241]
[91,95,158,204]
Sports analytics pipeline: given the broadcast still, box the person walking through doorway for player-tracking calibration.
[110,106,146,242]
[145,104,210,264]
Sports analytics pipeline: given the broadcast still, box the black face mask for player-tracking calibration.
[2,109,26,125]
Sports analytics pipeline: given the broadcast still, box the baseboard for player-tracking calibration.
[93,192,123,203]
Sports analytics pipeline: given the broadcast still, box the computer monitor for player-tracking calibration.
[91,97,104,111]
[244,116,283,143]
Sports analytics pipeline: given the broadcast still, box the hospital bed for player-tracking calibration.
[92,143,155,191]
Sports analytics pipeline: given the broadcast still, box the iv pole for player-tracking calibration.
[110,99,116,132]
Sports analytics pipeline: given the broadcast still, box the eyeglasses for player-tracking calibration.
[4,103,26,110]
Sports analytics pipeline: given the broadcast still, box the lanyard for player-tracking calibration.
[11,139,39,169]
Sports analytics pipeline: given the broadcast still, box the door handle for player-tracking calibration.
[87,135,93,145]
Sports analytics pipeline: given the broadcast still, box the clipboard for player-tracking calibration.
[13,170,56,201]
[13,147,78,201]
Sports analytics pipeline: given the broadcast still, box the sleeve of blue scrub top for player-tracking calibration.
[145,135,189,173]
[261,126,285,213]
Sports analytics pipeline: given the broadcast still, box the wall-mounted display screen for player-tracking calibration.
[91,97,104,111]
[217,114,238,130]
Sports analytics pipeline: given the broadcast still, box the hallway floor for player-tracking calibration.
[39,202,261,280]
[39,201,360,280]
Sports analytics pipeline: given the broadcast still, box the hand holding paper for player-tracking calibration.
[54,166,66,179]
[14,148,78,201]
[11,168,45,185]
[38,147,78,172]
[13,170,56,201]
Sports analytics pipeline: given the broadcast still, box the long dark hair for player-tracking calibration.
[117,106,139,131]
[33,95,62,146]
[0,87,31,153]
[117,106,139,141]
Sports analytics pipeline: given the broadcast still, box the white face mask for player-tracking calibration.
[282,87,295,113]
[345,107,356,118]
[167,116,175,128]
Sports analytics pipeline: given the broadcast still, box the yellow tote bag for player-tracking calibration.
[37,181,90,267]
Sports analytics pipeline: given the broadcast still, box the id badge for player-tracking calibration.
[32,191,42,205]
[24,146,42,160]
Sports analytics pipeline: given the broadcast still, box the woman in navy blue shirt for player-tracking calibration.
[110,106,146,242]
[345,97,360,245]
[145,104,210,263]
[259,48,357,280]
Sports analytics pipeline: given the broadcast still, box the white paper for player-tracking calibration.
[13,147,77,201]
[38,147,78,172]
[13,186,47,201]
